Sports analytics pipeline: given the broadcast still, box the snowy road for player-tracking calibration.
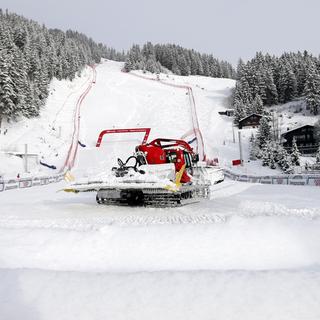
[1,268,320,320]
[1,181,320,272]
[1,180,320,319]
[1,61,320,319]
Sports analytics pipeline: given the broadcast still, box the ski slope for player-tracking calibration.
[1,60,320,320]
[74,61,235,176]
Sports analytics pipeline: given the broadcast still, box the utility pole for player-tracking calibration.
[232,123,235,143]
[24,144,28,173]
[238,130,243,166]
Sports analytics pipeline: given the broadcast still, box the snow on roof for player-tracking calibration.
[281,124,314,136]
[239,113,262,122]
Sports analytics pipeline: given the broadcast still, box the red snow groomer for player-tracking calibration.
[65,128,224,207]
[136,138,199,184]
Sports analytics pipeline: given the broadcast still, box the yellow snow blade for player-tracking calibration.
[62,188,79,193]
[164,184,178,192]
[164,164,186,192]
[175,164,186,188]
[64,171,75,182]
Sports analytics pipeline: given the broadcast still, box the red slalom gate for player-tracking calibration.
[96,128,151,147]
[61,65,96,171]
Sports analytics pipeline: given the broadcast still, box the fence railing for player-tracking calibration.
[224,169,320,186]
[0,173,65,192]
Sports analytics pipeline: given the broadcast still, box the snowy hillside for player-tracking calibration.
[1,60,320,320]
[0,66,94,178]
[0,60,237,177]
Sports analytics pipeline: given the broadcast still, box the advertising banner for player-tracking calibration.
[260,176,272,184]
[238,175,249,182]
[19,179,32,188]
[288,175,307,186]
[272,176,289,185]
[307,176,320,186]
[249,176,261,183]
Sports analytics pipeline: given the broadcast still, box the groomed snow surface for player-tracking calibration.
[1,61,320,320]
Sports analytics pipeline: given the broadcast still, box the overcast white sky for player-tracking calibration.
[1,0,320,65]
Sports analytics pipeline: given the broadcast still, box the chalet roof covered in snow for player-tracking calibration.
[238,113,262,129]
[239,113,263,123]
[281,124,315,136]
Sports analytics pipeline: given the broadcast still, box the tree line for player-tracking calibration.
[233,51,320,123]
[124,42,236,79]
[0,10,125,125]
[232,51,320,172]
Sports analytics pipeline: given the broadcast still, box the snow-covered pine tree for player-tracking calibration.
[201,54,210,76]
[145,57,160,73]
[177,54,190,76]
[287,67,298,101]
[23,82,39,118]
[189,51,203,75]
[261,145,270,166]
[260,141,277,169]
[265,69,278,105]
[171,59,181,75]
[124,56,134,72]
[257,115,271,148]
[296,52,308,96]
[236,77,252,105]
[236,58,245,80]
[0,49,16,121]
[142,42,155,60]
[233,98,247,124]
[256,71,267,103]
[250,94,264,114]
[9,46,29,117]
[272,143,282,163]
[278,62,297,103]
[277,147,294,173]
[189,50,198,75]
[269,151,277,169]
[304,65,320,115]
[290,137,301,166]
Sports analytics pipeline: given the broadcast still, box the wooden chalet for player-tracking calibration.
[281,124,318,154]
[238,113,262,129]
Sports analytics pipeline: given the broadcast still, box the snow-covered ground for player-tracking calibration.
[1,180,320,319]
[1,60,320,320]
